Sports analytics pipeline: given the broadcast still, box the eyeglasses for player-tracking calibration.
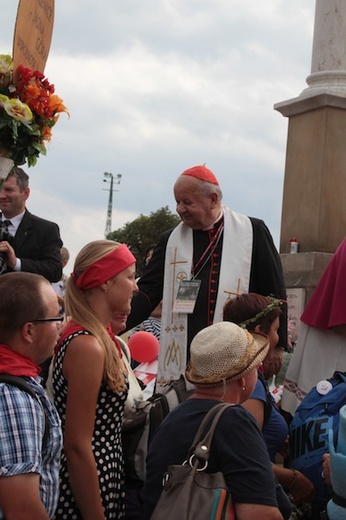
[31,316,64,323]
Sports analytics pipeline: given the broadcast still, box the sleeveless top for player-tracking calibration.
[53,328,128,519]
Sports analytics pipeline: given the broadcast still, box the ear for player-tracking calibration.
[21,322,35,344]
[100,282,108,293]
[23,187,30,201]
[238,376,246,389]
[254,324,262,333]
[210,191,219,207]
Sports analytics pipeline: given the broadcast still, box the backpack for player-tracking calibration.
[289,371,346,507]
[122,375,194,485]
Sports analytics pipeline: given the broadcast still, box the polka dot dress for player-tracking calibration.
[53,329,127,519]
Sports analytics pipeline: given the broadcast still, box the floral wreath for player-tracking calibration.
[239,295,286,329]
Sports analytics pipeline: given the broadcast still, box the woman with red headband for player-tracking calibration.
[52,240,138,519]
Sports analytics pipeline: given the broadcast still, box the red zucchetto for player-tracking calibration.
[181,165,219,185]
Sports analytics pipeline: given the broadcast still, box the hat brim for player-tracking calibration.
[185,330,269,387]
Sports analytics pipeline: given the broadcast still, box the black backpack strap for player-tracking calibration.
[257,371,272,426]
[0,374,47,443]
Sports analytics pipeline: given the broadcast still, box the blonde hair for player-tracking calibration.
[66,240,127,393]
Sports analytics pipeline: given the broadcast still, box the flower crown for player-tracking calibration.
[239,295,285,329]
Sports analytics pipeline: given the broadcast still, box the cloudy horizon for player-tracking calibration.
[2,0,316,271]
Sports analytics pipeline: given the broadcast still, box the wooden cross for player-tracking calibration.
[224,278,242,299]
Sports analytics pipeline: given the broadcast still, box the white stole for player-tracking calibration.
[157,206,253,388]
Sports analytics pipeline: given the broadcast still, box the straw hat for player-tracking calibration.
[185,321,269,386]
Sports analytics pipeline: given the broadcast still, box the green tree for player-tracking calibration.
[107,206,180,276]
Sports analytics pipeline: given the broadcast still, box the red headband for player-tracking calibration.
[72,244,136,290]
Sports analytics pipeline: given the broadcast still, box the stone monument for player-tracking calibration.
[275,0,346,329]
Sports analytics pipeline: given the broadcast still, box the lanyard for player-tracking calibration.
[191,223,224,280]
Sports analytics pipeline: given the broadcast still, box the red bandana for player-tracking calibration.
[0,345,40,377]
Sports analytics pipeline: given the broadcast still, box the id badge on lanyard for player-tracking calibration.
[173,279,201,314]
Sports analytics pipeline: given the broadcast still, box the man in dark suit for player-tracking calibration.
[0,167,62,282]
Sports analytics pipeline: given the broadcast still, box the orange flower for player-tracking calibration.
[48,94,69,116]
[41,125,53,141]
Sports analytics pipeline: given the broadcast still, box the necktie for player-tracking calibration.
[2,219,11,231]
[0,220,11,237]
[0,220,12,272]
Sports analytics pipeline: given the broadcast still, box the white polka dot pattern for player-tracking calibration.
[53,329,127,519]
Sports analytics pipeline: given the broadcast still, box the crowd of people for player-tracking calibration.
[0,164,344,519]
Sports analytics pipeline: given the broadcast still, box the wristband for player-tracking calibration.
[287,468,298,491]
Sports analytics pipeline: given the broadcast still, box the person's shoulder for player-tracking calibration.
[0,378,41,410]
[250,377,267,400]
[160,227,175,241]
[220,403,260,427]
[224,206,265,229]
[24,209,60,229]
[247,216,266,228]
[65,332,105,358]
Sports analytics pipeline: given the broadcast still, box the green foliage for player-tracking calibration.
[107,206,180,275]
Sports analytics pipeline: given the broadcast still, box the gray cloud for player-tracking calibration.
[2,0,315,267]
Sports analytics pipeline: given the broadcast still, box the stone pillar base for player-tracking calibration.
[280,252,333,341]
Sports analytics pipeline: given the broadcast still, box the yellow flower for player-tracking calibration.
[0,93,9,107]
[3,98,33,123]
[0,55,13,75]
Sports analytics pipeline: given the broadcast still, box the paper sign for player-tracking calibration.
[134,360,158,399]
[12,0,55,80]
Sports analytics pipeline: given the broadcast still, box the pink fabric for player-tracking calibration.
[301,237,346,329]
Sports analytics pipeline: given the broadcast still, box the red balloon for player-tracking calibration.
[128,331,159,363]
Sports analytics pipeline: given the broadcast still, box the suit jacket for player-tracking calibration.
[125,215,288,349]
[1,209,63,283]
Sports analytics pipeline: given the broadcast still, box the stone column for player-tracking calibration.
[308,0,346,95]
[275,0,346,256]
[274,0,346,317]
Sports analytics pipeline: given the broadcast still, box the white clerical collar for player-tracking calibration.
[202,211,223,231]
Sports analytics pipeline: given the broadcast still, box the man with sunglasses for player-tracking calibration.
[0,272,63,519]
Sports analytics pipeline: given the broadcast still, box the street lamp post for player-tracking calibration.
[103,172,122,238]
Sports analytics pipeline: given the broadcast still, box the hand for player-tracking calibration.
[278,436,290,459]
[290,470,315,505]
[0,240,17,269]
[322,453,331,486]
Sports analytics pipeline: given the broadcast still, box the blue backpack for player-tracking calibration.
[289,371,346,508]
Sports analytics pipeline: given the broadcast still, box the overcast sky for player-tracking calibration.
[2,0,316,270]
